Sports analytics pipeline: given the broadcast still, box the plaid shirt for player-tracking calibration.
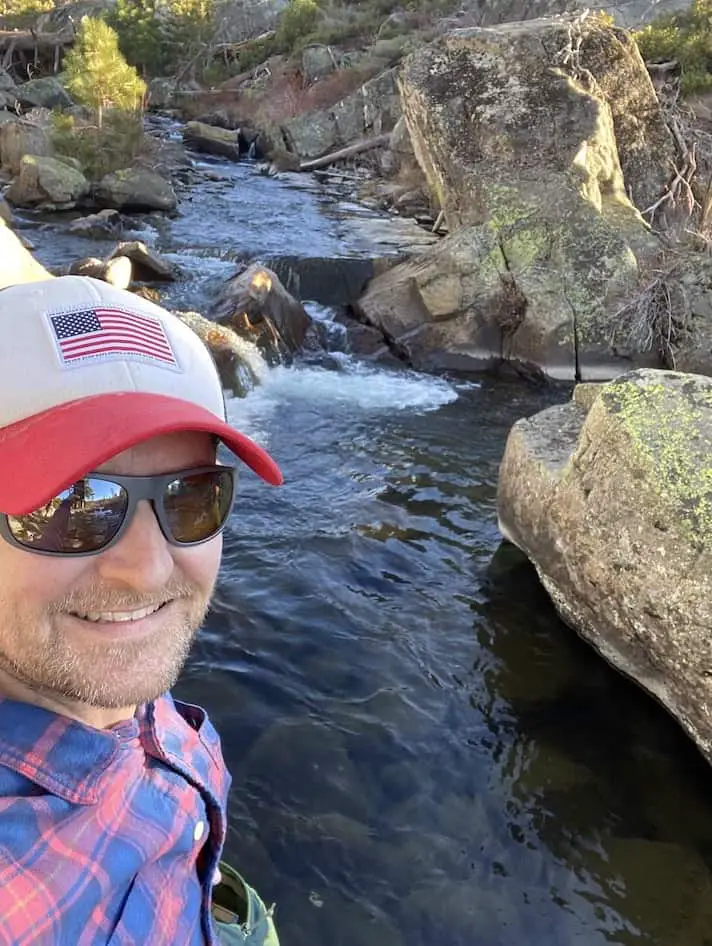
[0,692,231,945]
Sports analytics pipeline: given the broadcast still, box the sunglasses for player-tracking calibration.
[0,465,236,557]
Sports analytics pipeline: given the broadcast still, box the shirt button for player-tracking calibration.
[193,821,205,843]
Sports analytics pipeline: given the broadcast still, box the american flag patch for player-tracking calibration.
[50,307,178,367]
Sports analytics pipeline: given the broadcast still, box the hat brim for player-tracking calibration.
[0,392,283,516]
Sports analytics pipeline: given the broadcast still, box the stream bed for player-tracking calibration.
[23,149,712,946]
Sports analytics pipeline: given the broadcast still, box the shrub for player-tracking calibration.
[107,0,217,78]
[275,0,320,51]
[635,0,712,95]
[62,17,146,125]
[50,110,145,180]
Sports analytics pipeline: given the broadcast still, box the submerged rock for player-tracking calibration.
[67,208,123,239]
[497,368,712,766]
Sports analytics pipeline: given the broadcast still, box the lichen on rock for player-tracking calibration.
[497,367,712,767]
[357,13,675,380]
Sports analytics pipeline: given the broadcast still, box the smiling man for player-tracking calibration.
[0,276,281,945]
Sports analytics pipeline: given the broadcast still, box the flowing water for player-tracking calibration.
[25,148,712,946]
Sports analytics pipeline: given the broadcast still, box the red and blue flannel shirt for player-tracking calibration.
[0,692,231,945]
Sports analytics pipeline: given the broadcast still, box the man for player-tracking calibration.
[0,275,281,945]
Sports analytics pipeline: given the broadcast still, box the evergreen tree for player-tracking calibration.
[107,0,168,76]
[62,17,146,127]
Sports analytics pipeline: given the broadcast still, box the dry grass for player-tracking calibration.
[178,57,385,127]
[611,257,694,368]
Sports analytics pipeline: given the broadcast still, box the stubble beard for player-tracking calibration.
[0,581,212,709]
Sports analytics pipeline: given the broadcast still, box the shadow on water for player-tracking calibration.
[174,375,712,946]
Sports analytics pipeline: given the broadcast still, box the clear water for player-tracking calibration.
[26,155,712,946]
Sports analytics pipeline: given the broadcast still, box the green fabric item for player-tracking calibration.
[211,861,280,946]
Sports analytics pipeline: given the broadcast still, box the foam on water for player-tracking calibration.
[225,357,461,448]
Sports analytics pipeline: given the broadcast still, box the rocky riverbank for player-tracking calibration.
[4,5,712,383]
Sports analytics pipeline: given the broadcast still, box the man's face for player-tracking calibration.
[0,431,223,711]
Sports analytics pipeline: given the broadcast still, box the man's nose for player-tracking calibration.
[94,500,174,591]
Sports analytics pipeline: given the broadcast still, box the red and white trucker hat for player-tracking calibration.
[0,275,283,515]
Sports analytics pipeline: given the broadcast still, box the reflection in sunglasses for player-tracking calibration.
[4,467,234,555]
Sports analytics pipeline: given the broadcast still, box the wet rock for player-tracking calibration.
[210,264,311,362]
[67,208,123,239]
[332,311,400,364]
[268,150,301,173]
[94,168,177,212]
[241,718,371,821]
[497,367,712,768]
[262,255,382,307]
[172,309,266,397]
[106,240,178,282]
[182,121,240,160]
[68,255,133,289]
[6,155,89,207]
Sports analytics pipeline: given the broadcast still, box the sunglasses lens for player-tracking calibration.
[163,469,234,544]
[7,479,128,554]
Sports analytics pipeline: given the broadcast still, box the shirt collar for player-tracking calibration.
[0,697,120,804]
[0,693,187,805]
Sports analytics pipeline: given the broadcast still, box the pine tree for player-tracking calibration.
[62,17,147,127]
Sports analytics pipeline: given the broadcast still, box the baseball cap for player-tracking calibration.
[0,275,283,516]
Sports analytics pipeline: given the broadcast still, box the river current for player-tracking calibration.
[25,148,712,946]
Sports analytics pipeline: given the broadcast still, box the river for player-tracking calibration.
[24,146,712,946]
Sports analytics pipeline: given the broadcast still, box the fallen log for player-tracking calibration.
[0,25,75,53]
[299,133,391,172]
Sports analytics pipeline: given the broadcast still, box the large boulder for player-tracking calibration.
[94,168,177,212]
[147,77,177,110]
[15,78,73,111]
[182,121,241,160]
[6,155,89,208]
[497,368,712,766]
[469,0,689,29]
[0,120,52,174]
[356,15,674,380]
[281,68,401,159]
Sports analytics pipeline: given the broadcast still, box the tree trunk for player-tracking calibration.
[299,134,391,171]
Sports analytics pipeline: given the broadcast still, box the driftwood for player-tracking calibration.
[299,133,391,171]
